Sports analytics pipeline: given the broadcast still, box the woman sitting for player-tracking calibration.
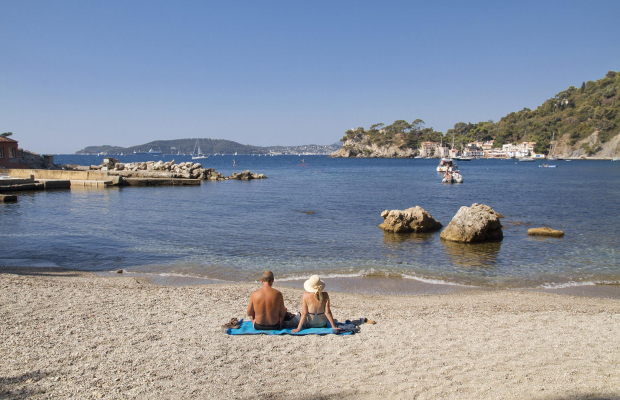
[292,275,339,333]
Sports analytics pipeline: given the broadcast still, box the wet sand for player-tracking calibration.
[1,268,619,399]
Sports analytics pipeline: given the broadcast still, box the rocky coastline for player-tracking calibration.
[329,136,417,158]
[93,159,266,181]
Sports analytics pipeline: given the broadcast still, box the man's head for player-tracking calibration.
[261,270,274,285]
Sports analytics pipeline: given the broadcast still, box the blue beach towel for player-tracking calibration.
[226,319,354,335]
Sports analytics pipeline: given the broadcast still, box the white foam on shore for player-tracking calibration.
[115,270,230,283]
[275,272,367,282]
[277,270,477,288]
[400,274,477,287]
[539,281,619,289]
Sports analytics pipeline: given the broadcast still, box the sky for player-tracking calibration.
[2,1,620,154]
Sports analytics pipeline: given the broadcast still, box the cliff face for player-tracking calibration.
[329,135,417,158]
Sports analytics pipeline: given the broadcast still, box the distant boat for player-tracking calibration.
[455,156,472,161]
[148,148,162,155]
[191,139,209,160]
[133,150,148,154]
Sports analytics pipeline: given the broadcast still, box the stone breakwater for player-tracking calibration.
[92,159,266,181]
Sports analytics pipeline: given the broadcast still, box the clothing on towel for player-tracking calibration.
[254,322,281,330]
[226,319,354,335]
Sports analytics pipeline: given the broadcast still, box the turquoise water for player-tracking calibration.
[2,155,619,288]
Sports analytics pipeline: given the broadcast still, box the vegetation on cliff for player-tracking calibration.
[340,70,620,156]
[340,119,443,152]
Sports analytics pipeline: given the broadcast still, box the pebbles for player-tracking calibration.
[1,271,619,399]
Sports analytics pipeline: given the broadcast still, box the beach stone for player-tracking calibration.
[527,227,565,237]
[378,206,443,233]
[440,203,503,243]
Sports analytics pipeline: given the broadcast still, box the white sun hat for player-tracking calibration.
[303,275,325,294]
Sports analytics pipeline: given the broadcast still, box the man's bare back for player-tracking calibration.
[247,271,286,330]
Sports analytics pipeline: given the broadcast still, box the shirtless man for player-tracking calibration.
[247,270,286,330]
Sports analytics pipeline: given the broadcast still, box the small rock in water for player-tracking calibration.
[527,227,565,237]
[116,269,124,274]
[305,211,315,215]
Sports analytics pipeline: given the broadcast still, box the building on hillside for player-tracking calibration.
[419,141,439,158]
[0,137,20,168]
[502,142,537,159]
[463,142,485,158]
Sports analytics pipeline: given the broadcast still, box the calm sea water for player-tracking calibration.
[2,154,619,289]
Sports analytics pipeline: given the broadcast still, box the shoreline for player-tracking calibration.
[4,266,620,299]
[2,268,620,398]
[114,269,620,299]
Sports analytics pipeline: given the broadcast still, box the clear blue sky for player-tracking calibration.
[2,1,619,154]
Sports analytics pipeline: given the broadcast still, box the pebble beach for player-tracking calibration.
[2,268,619,399]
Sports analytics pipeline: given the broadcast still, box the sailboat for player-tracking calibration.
[519,129,535,162]
[191,139,209,160]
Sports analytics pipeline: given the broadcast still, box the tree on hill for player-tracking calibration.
[1,132,13,137]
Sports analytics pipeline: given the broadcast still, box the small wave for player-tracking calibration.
[539,280,620,289]
[400,274,478,287]
[274,272,367,282]
[277,270,477,288]
[114,270,230,282]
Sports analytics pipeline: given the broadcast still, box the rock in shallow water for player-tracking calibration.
[378,206,443,233]
[527,227,565,237]
[440,203,503,243]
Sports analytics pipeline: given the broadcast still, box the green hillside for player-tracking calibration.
[341,70,619,155]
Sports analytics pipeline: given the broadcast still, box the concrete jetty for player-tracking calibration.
[0,176,71,192]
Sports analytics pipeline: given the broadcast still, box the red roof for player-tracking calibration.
[0,137,17,143]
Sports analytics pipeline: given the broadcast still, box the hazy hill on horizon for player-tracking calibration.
[76,138,342,155]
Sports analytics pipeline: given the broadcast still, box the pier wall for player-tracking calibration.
[7,169,111,181]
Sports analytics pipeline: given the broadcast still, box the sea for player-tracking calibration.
[2,154,619,293]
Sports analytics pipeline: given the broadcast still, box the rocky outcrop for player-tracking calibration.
[527,227,565,237]
[18,149,46,169]
[330,136,417,158]
[97,160,266,181]
[378,207,442,233]
[440,203,503,243]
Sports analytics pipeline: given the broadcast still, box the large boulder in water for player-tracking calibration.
[378,206,443,233]
[440,203,503,243]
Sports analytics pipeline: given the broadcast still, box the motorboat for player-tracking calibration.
[539,164,557,168]
[455,156,472,161]
[437,158,458,172]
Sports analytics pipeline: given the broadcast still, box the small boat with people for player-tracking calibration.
[437,158,458,172]
[539,164,557,168]
[442,170,463,184]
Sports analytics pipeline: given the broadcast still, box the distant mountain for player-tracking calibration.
[76,138,341,155]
